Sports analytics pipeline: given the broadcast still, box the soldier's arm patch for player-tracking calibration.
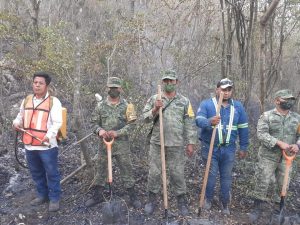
[126,103,137,122]
[187,102,195,117]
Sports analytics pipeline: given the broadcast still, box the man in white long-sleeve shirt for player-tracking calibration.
[13,71,62,212]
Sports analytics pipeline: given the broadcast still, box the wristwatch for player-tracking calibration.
[94,127,103,135]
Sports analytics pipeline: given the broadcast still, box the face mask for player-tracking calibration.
[222,98,230,102]
[279,99,295,110]
[164,83,176,93]
[108,89,120,98]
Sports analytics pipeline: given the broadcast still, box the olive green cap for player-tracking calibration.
[161,69,177,80]
[107,77,122,88]
[274,89,295,99]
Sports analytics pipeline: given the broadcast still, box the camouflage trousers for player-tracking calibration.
[147,144,186,196]
[252,155,294,203]
[94,142,135,188]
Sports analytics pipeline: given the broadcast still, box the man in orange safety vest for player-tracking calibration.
[13,71,63,212]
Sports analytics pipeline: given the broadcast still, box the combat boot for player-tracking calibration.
[85,185,105,207]
[248,199,264,223]
[144,192,157,216]
[177,194,189,216]
[127,187,142,209]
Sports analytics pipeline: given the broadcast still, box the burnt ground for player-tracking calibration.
[0,134,299,225]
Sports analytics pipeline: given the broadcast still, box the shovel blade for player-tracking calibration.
[269,212,285,225]
[269,204,286,225]
[279,196,285,213]
[102,200,128,224]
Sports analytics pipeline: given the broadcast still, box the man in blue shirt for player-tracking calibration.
[195,78,249,214]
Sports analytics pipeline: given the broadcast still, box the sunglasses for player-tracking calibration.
[219,78,233,87]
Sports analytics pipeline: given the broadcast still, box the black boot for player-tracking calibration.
[249,199,263,223]
[177,194,189,216]
[144,192,157,216]
[127,187,142,209]
[85,185,105,207]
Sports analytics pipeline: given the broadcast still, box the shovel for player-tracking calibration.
[270,150,296,225]
[101,137,129,224]
[157,84,170,223]
[198,92,224,216]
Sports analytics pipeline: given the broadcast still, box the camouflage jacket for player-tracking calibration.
[91,97,137,141]
[257,108,300,161]
[142,92,197,146]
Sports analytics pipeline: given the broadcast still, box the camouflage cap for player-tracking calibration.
[161,69,177,80]
[107,77,122,88]
[274,89,295,99]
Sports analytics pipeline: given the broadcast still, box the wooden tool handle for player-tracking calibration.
[103,138,114,183]
[158,85,168,210]
[199,92,224,208]
[281,150,296,197]
[19,128,51,147]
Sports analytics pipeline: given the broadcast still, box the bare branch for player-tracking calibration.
[260,0,281,26]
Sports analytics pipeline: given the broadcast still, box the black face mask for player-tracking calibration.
[108,89,120,98]
[279,99,295,110]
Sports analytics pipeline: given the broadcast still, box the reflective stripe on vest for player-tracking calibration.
[23,95,51,146]
[212,97,235,144]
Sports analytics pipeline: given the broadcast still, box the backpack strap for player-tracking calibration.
[23,94,33,108]
[24,94,53,109]
[49,96,53,109]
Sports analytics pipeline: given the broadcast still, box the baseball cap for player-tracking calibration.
[217,78,234,89]
[107,77,122,88]
[161,69,177,80]
[274,89,295,99]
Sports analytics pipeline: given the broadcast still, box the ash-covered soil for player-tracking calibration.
[0,135,299,225]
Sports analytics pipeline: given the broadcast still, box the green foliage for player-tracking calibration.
[36,23,74,78]
[0,12,20,37]
[1,18,75,90]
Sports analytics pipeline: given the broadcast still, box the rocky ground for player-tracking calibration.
[0,133,299,225]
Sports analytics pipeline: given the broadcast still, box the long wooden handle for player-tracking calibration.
[158,85,168,210]
[281,164,290,197]
[103,138,114,183]
[19,128,51,147]
[281,150,296,197]
[199,92,224,208]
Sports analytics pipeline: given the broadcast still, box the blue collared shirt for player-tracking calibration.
[195,98,249,151]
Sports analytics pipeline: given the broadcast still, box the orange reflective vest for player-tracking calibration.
[23,95,51,146]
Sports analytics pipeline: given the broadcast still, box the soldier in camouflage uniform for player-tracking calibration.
[85,77,141,209]
[142,69,197,216]
[249,89,300,222]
